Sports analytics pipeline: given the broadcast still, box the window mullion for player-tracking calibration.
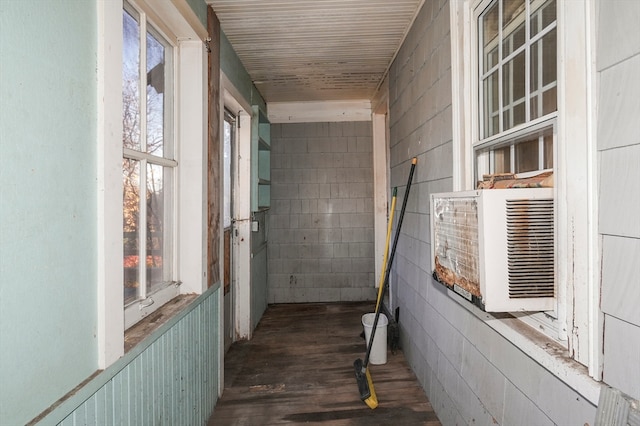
[525,0,531,123]
[140,13,148,154]
[139,158,148,300]
[489,149,496,174]
[530,20,557,44]
[509,143,515,172]
[538,135,545,170]
[497,0,504,134]
[124,148,177,167]
[138,11,148,302]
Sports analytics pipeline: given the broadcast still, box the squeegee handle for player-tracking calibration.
[364,157,417,367]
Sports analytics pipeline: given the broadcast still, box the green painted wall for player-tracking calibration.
[0,2,98,424]
[221,31,267,113]
[186,0,208,29]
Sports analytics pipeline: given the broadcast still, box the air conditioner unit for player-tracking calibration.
[430,188,555,312]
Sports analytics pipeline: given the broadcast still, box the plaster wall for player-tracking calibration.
[0,3,99,424]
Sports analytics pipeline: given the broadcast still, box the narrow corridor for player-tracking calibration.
[209,302,441,425]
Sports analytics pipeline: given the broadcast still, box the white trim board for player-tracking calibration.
[268,100,372,123]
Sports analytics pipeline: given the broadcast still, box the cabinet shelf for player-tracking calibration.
[251,105,271,212]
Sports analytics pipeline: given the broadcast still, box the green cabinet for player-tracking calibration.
[251,105,270,211]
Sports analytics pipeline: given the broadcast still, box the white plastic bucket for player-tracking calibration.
[362,313,388,365]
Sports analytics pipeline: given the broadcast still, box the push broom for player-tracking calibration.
[375,187,397,312]
[354,157,417,409]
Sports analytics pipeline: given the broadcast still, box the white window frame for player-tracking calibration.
[122,1,180,329]
[473,0,562,340]
[450,0,601,401]
[475,0,557,179]
[97,0,208,368]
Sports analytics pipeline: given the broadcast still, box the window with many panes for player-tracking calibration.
[473,0,562,338]
[122,2,178,327]
[475,0,556,181]
[451,0,599,383]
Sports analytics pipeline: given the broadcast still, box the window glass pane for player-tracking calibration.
[123,159,141,305]
[503,0,525,28]
[502,50,525,131]
[544,134,554,169]
[513,102,526,128]
[530,28,557,120]
[146,163,168,295]
[146,30,165,157]
[493,146,511,173]
[541,0,556,29]
[123,9,141,151]
[503,22,525,57]
[542,86,557,116]
[502,0,526,57]
[542,27,557,87]
[530,40,541,119]
[476,0,556,180]
[530,0,555,37]
[483,71,499,137]
[224,118,232,229]
[482,1,499,73]
[515,138,539,173]
[476,150,490,183]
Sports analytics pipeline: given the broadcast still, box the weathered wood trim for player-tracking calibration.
[267,100,372,123]
[207,8,221,288]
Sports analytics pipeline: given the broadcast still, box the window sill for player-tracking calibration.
[447,288,602,405]
[124,293,198,352]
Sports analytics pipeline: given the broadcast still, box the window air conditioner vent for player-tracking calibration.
[506,199,555,298]
[430,188,555,312]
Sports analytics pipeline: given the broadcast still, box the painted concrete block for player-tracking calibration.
[269,121,375,303]
[597,0,640,71]
[296,214,312,229]
[317,229,341,244]
[453,372,496,426]
[601,235,640,326]
[460,342,506,419]
[328,122,343,137]
[307,137,332,153]
[317,184,331,199]
[332,243,349,258]
[603,314,640,399]
[351,258,374,273]
[289,200,302,214]
[598,55,640,151]
[297,183,319,199]
[599,145,640,238]
[502,381,554,426]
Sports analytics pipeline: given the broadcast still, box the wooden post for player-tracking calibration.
[207,8,221,288]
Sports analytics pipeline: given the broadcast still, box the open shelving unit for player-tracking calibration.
[251,105,270,211]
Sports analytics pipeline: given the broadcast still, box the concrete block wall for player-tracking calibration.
[596,0,640,400]
[268,121,378,303]
[387,1,597,424]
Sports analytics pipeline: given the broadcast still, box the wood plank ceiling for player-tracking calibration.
[206,0,425,103]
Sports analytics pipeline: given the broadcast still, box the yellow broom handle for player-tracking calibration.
[375,187,397,312]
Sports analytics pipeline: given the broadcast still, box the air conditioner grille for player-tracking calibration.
[506,199,554,298]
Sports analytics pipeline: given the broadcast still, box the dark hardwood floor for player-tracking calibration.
[208,302,441,425]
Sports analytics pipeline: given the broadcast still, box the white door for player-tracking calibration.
[223,109,236,352]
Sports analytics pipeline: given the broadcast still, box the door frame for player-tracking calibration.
[221,73,253,342]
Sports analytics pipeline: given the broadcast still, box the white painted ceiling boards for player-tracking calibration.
[206,0,425,103]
